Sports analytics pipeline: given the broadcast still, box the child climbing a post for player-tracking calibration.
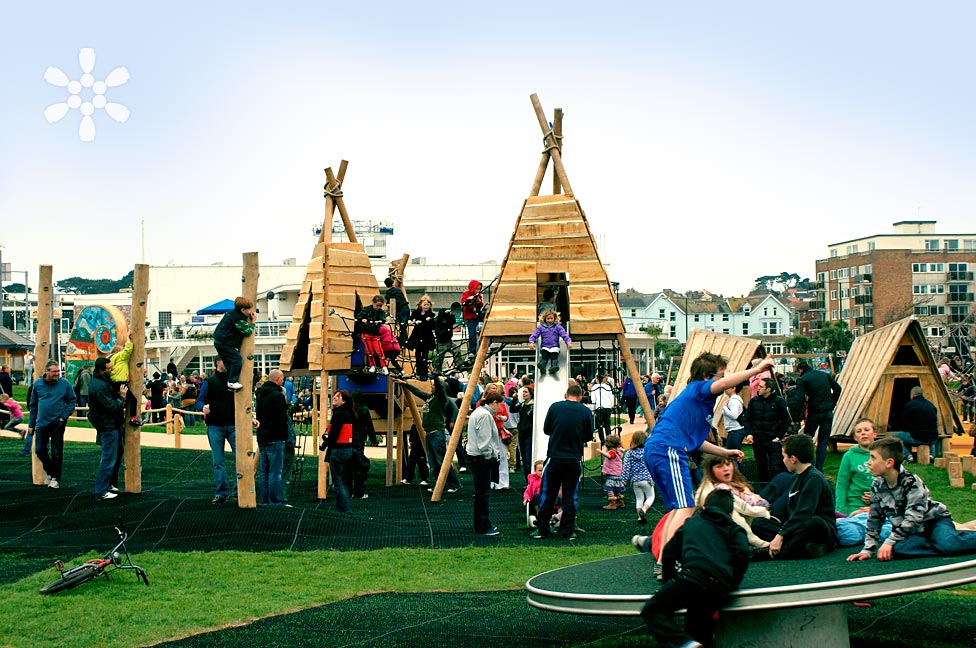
[213,296,256,391]
[357,295,389,375]
[528,310,572,378]
[108,333,142,427]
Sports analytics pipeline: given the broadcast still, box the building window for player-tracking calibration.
[868,241,876,250]
[838,268,849,278]
[914,306,929,316]
[743,305,751,314]
[840,289,848,298]
[722,313,729,321]
[670,311,676,322]
[830,290,837,300]
[659,309,665,319]
[830,249,838,257]
[945,239,960,251]
[964,239,976,250]
[630,309,636,317]
[709,314,715,322]
[741,323,749,335]
[723,328,730,334]
[831,310,838,319]
[841,309,849,319]
[693,314,700,322]
[925,239,940,251]
[762,322,779,335]
[159,311,172,327]
[829,269,837,279]
[817,272,826,282]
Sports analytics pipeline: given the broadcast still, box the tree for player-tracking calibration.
[815,320,854,358]
[640,324,663,374]
[785,334,814,354]
[753,271,810,294]
[56,270,134,295]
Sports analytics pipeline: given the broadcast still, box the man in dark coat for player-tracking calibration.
[795,361,841,471]
[88,357,125,500]
[892,386,939,462]
[743,377,792,483]
[255,370,289,506]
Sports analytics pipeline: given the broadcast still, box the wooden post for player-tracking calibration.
[918,445,932,465]
[529,94,573,195]
[617,333,655,431]
[948,459,965,487]
[235,252,260,508]
[552,108,563,195]
[318,372,330,499]
[174,413,182,449]
[961,454,976,477]
[432,336,490,501]
[165,404,173,435]
[386,377,395,486]
[325,164,356,244]
[31,265,53,485]
[124,264,149,493]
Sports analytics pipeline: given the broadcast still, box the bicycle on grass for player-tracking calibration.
[39,524,149,594]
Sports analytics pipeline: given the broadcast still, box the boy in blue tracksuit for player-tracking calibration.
[645,352,775,576]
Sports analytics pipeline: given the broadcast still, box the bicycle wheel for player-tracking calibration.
[39,564,99,594]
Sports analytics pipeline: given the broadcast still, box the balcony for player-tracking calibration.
[948,271,974,281]
[855,274,873,283]
[855,316,873,327]
[949,314,971,325]
[947,293,975,303]
[809,300,825,310]
[854,294,873,305]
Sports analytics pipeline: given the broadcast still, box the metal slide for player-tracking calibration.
[531,340,571,465]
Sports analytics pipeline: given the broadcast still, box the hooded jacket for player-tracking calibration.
[87,372,124,432]
[662,506,750,592]
[461,280,483,321]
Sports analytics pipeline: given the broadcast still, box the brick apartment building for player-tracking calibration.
[813,221,976,354]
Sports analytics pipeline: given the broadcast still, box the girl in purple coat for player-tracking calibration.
[528,310,572,377]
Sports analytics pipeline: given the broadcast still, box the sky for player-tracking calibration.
[2,1,975,297]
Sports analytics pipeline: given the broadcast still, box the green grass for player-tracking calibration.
[0,546,628,648]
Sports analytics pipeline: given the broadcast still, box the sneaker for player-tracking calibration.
[481,527,501,537]
[537,362,546,372]
[632,535,652,553]
[531,529,550,539]
[108,486,120,493]
[447,487,459,494]
[638,508,647,524]
[99,491,118,500]
[129,417,143,428]
[904,454,915,464]
[227,382,243,391]
[458,467,468,473]
[367,367,377,374]
[354,494,369,500]
[379,367,389,376]
[212,496,227,504]
[400,479,411,485]
[528,515,537,528]
[563,532,579,541]
[549,367,560,377]
[419,480,429,486]
[603,501,621,510]
[48,478,60,489]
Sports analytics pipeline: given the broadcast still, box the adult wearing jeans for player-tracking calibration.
[466,391,504,536]
[742,377,791,484]
[322,389,357,514]
[201,360,237,503]
[589,375,614,444]
[795,362,841,471]
[892,386,939,462]
[88,358,124,500]
[721,385,746,452]
[28,361,76,489]
[255,370,289,506]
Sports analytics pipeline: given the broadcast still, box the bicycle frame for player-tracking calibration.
[40,525,149,594]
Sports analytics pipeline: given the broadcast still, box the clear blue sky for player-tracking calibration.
[2,1,975,296]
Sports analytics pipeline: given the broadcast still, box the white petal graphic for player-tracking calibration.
[44,66,69,87]
[79,115,96,142]
[105,103,130,123]
[79,48,96,74]
[105,67,130,87]
[44,103,70,123]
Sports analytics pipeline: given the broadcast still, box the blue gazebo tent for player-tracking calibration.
[196,299,235,315]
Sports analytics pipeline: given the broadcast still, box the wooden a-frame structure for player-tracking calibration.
[279,161,396,496]
[830,317,965,441]
[432,94,655,499]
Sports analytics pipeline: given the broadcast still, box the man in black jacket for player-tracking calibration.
[892,386,939,462]
[89,357,124,500]
[256,370,289,506]
[640,489,750,648]
[743,377,791,484]
[795,362,841,471]
[201,360,237,503]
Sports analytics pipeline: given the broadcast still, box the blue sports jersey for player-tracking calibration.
[647,379,718,452]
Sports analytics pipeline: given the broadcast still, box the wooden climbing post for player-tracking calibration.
[31,265,53,486]
[235,252,259,508]
[318,371,330,500]
[124,264,149,493]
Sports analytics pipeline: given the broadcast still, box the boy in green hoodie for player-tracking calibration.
[835,417,876,515]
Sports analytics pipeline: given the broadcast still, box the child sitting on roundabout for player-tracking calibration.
[848,437,976,561]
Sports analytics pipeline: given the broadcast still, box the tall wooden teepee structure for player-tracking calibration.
[431,94,655,499]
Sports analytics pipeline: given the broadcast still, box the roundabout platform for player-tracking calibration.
[526,550,976,647]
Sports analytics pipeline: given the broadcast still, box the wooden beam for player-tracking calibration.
[618,333,655,431]
[235,252,259,508]
[318,372,330,500]
[124,264,149,493]
[31,265,53,485]
[529,94,573,195]
[326,165,357,244]
[552,107,563,195]
[432,336,490,501]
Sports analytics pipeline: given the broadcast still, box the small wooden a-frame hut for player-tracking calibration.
[830,317,964,441]
[669,329,762,439]
[432,94,654,498]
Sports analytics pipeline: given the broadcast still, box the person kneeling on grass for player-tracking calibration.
[640,489,750,648]
[848,437,976,562]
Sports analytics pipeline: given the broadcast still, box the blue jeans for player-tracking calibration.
[805,411,834,471]
[893,517,976,557]
[94,426,121,496]
[215,341,243,383]
[426,430,461,489]
[35,421,66,480]
[892,431,938,460]
[258,440,285,505]
[207,424,237,498]
[836,512,892,547]
[465,319,479,356]
[329,448,354,513]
